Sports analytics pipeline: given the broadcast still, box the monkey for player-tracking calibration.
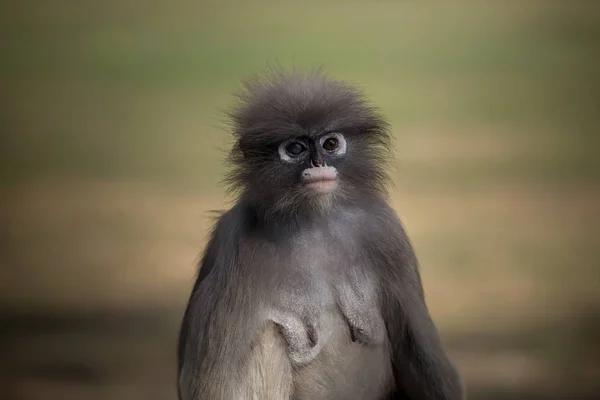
[177,70,464,400]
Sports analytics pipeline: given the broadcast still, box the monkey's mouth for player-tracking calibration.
[301,166,338,194]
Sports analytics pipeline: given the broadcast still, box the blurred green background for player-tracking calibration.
[1,1,599,399]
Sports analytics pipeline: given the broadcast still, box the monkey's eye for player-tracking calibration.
[322,137,339,152]
[285,141,306,157]
[319,133,347,156]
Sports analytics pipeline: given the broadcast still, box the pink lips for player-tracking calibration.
[302,167,338,193]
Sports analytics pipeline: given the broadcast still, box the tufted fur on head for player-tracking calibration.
[224,69,393,221]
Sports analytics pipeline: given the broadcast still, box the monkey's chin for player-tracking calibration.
[305,180,337,194]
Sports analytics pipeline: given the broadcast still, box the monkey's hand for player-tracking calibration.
[270,312,327,367]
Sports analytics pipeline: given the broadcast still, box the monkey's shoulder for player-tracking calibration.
[212,202,250,236]
[194,203,251,282]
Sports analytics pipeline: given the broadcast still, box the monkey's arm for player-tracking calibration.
[367,207,464,400]
[177,221,218,376]
[177,207,279,399]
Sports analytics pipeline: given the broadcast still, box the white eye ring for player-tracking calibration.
[278,140,306,163]
[319,132,347,156]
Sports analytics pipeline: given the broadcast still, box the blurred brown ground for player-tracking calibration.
[1,1,599,399]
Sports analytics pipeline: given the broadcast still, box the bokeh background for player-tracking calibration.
[1,1,599,399]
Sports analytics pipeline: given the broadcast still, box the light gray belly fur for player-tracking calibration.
[291,309,393,400]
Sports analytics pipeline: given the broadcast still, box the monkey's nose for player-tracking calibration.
[310,156,327,168]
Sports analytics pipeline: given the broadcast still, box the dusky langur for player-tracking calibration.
[178,70,464,400]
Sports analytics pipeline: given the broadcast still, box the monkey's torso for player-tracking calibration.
[264,209,394,399]
[179,198,462,400]
[236,205,395,399]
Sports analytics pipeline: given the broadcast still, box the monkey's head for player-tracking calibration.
[226,70,392,219]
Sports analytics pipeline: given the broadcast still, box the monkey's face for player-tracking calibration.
[278,132,346,195]
[233,127,389,216]
[236,126,384,216]
[234,131,349,215]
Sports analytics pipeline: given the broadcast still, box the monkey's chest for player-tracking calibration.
[269,266,387,366]
[268,268,392,399]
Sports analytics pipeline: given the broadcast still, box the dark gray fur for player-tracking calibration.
[178,70,464,399]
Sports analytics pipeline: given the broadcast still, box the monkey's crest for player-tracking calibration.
[224,69,393,220]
